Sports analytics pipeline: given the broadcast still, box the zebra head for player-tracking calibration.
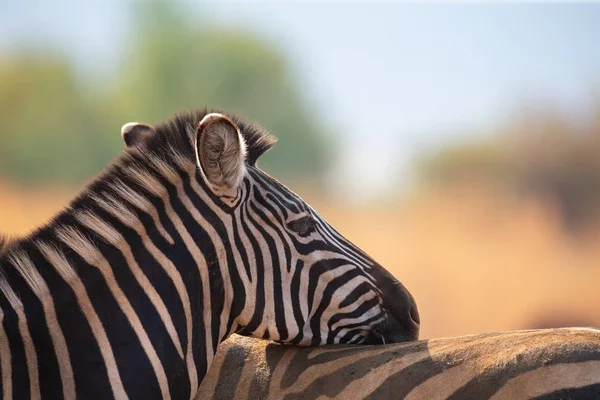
[122,111,419,346]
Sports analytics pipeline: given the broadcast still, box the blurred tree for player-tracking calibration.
[114,3,329,183]
[0,3,330,186]
[0,55,120,183]
[416,103,600,232]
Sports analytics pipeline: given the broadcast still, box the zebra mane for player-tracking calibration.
[142,109,278,167]
[0,234,13,256]
[0,109,277,309]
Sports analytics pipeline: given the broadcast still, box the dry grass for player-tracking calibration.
[2,181,599,340]
[0,181,76,235]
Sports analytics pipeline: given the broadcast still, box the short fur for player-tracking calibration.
[196,113,247,194]
[196,328,600,400]
[120,122,154,147]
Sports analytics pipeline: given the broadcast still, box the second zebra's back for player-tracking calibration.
[198,328,600,400]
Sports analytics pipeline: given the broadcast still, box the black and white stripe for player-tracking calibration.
[0,109,419,399]
[197,328,600,400]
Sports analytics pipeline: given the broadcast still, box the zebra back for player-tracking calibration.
[197,328,600,400]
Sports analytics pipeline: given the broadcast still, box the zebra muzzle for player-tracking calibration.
[369,264,420,343]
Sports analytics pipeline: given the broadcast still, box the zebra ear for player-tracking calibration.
[195,113,247,197]
[121,122,154,147]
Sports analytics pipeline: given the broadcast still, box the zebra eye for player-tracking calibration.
[287,216,315,235]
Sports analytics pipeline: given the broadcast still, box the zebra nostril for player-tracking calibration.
[383,295,420,341]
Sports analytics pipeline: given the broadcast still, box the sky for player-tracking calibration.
[1,2,600,199]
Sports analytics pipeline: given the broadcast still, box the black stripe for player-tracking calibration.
[339,328,365,343]
[289,260,305,345]
[246,197,287,340]
[109,194,189,350]
[213,344,252,400]
[160,176,212,383]
[123,174,208,393]
[256,191,293,273]
[67,226,161,399]
[13,264,63,398]
[230,181,253,285]
[236,200,265,335]
[281,341,429,399]
[264,192,290,221]
[3,247,65,398]
[364,357,447,400]
[91,207,189,398]
[251,171,303,215]
[306,258,349,344]
[448,345,600,399]
[0,301,30,398]
[338,282,375,309]
[362,334,517,399]
[534,383,600,400]
[247,341,288,400]
[315,223,375,275]
[183,173,230,346]
[310,268,363,345]
[36,240,114,399]
[328,300,383,343]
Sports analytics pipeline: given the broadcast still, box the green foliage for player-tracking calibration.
[0,4,329,186]
[416,105,600,230]
[0,56,120,183]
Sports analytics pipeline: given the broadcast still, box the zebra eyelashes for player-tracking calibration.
[287,215,316,235]
[195,113,247,198]
[121,122,155,147]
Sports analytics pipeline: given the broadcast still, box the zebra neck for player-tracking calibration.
[0,161,241,396]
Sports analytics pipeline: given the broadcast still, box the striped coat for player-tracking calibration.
[197,328,600,399]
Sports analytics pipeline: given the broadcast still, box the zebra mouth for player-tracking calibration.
[364,314,420,345]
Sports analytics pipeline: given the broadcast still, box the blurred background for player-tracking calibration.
[1,1,600,340]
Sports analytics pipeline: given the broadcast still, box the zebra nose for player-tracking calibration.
[370,264,420,341]
[386,289,420,341]
[410,302,420,326]
[405,295,420,333]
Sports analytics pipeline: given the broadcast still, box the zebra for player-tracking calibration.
[196,328,600,400]
[0,110,420,399]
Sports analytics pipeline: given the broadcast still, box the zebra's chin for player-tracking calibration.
[363,312,420,345]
